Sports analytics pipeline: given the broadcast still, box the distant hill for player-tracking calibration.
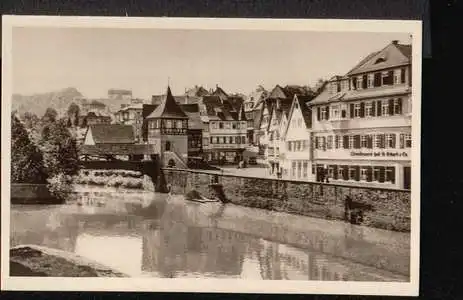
[12,87,84,117]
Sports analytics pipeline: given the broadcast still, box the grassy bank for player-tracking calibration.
[73,170,153,190]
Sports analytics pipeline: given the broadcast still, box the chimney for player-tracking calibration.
[392,40,399,45]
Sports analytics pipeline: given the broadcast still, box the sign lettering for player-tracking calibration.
[350,151,408,158]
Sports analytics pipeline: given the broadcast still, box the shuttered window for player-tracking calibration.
[371,101,376,116]
[394,98,403,114]
[378,167,386,183]
[350,104,354,118]
[333,165,338,180]
[399,133,405,148]
[388,99,394,115]
[366,166,373,182]
[386,167,395,183]
[317,107,321,121]
[376,100,382,116]
[367,135,373,148]
[360,102,365,117]
[343,135,349,149]
[354,135,361,149]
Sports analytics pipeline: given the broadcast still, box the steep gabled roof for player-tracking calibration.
[284,94,312,136]
[347,41,411,76]
[268,85,288,99]
[147,86,188,119]
[86,124,135,144]
[180,104,202,130]
[185,85,209,97]
[212,86,229,100]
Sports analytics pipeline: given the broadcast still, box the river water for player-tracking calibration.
[10,185,410,281]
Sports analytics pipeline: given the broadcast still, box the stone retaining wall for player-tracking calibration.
[162,168,411,232]
[11,184,60,204]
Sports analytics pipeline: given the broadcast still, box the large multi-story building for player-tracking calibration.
[115,103,143,142]
[308,40,412,189]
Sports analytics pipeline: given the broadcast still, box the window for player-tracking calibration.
[386,133,396,148]
[297,141,302,151]
[381,101,389,116]
[291,162,296,177]
[382,70,394,85]
[394,98,403,114]
[288,142,292,151]
[386,167,395,183]
[303,162,308,178]
[373,167,381,182]
[165,120,172,128]
[365,102,373,117]
[241,136,246,144]
[401,68,406,84]
[215,137,219,144]
[349,167,356,180]
[327,136,333,149]
[405,134,412,148]
[232,123,237,129]
[360,167,368,181]
[211,122,217,129]
[203,137,209,146]
[352,77,357,90]
[228,136,233,144]
[177,120,183,129]
[297,162,302,178]
[321,107,328,120]
[331,105,340,119]
[354,103,361,118]
[348,136,354,149]
[219,122,224,129]
[361,135,368,148]
[394,70,400,84]
[337,166,343,179]
[321,137,326,151]
[375,134,384,148]
[335,135,342,149]
[368,74,374,88]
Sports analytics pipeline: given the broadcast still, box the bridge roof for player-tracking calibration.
[80,144,157,155]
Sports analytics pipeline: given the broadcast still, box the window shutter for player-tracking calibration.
[392,134,396,148]
[333,165,338,180]
[397,98,403,114]
[326,106,330,120]
[400,133,405,148]
[389,167,396,184]
[343,135,349,149]
[380,134,386,148]
[355,166,360,181]
[371,101,376,116]
[360,102,365,117]
[355,135,361,149]
[210,137,213,144]
[317,107,321,121]
[343,166,348,180]
[366,166,373,182]
[379,167,385,183]
[388,99,394,115]
[377,101,382,116]
[350,104,354,118]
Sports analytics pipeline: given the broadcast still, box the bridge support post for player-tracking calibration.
[155,169,169,193]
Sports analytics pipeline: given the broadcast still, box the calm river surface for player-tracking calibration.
[10,185,410,281]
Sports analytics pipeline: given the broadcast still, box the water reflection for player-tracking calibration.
[10,186,409,281]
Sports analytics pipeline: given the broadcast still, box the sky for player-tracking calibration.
[12,27,411,99]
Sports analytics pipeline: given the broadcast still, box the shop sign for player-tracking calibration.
[350,150,408,158]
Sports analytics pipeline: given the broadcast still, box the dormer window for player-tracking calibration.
[375,57,386,64]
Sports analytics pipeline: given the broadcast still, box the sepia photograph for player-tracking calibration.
[1,16,422,295]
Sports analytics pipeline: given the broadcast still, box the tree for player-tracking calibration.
[67,102,80,126]
[11,114,48,183]
[21,112,39,130]
[41,119,80,177]
[42,107,58,123]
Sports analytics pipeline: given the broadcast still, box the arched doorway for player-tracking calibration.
[165,141,171,151]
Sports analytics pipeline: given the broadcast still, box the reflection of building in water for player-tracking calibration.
[141,216,248,277]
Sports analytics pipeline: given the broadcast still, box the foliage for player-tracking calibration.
[67,102,80,126]
[42,107,58,123]
[47,173,73,201]
[41,118,80,177]
[11,114,48,183]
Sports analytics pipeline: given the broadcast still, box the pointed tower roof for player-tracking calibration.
[147,86,188,119]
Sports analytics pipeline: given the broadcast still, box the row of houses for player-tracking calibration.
[82,39,412,189]
[259,40,412,189]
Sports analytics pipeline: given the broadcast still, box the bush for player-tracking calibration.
[47,173,73,202]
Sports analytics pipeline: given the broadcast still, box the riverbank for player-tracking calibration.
[11,183,61,204]
[10,245,128,277]
[162,168,411,233]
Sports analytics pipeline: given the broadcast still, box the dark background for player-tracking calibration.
[1,0,461,299]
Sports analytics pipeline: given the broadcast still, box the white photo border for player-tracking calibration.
[1,15,422,296]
